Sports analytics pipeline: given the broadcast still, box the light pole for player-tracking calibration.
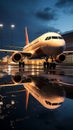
[10,24,15,45]
[0,24,4,47]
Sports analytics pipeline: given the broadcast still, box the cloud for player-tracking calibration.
[56,0,73,14]
[35,26,60,36]
[35,7,57,21]
[56,0,73,7]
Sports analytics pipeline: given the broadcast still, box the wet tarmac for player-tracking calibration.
[0,64,73,130]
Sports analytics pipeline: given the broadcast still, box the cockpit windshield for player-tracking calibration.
[45,100,63,106]
[45,37,51,40]
[45,36,63,40]
[52,36,58,39]
[58,36,63,39]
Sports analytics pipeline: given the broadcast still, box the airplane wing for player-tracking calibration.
[0,49,31,57]
[0,83,22,87]
[6,45,23,50]
[63,50,73,55]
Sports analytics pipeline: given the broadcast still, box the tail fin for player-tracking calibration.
[24,27,29,45]
[25,89,29,110]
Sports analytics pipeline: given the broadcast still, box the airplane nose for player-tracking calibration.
[57,40,66,54]
[58,46,65,53]
[58,39,65,46]
[53,39,66,54]
[56,39,66,49]
[60,40,66,50]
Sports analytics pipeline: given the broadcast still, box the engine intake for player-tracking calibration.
[12,74,22,83]
[12,52,22,62]
[55,54,66,63]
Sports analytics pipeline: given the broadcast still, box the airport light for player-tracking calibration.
[10,24,15,45]
[0,24,4,28]
[0,24,4,47]
[10,24,15,29]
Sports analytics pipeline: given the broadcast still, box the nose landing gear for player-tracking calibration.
[43,58,56,69]
[44,61,49,68]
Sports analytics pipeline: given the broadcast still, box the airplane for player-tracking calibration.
[0,27,73,69]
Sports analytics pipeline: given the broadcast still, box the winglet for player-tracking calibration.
[25,89,29,110]
[25,27,29,45]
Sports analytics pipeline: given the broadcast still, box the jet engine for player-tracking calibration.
[12,52,22,62]
[12,74,31,84]
[55,54,66,63]
[12,74,22,83]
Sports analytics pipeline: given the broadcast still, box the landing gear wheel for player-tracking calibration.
[49,63,56,69]
[43,62,49,68]
[53,63,56,69]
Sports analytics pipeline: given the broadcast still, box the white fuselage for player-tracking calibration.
[23,32,66,58]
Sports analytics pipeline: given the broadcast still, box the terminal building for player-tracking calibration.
[62,31,73,64]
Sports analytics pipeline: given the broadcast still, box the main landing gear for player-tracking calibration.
[43,58,56,69]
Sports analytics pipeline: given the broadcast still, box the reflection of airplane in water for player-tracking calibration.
[11,73,66,109]
[0,27,68,69]
[1,67,73,130]
[23,75,65,109]
[0,73,65,109]
[0,64,73,109]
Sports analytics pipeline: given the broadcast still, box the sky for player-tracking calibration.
[0,0,73,46]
